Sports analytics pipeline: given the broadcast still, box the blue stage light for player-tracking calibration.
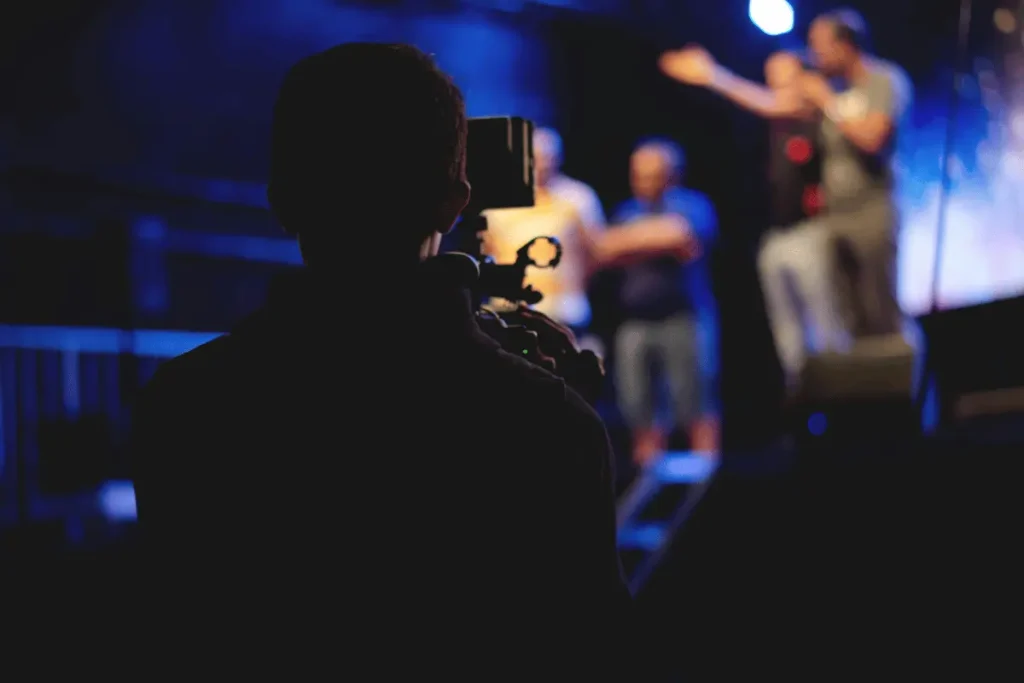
[807,412,827,436]
[749,0,795,36]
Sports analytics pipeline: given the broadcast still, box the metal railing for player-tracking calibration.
[0,325,220,528]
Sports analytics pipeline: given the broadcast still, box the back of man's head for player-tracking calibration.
[268,43,469,265]
[821,8,871,52]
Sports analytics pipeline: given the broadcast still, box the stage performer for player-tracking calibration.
[660,47,850,390]
[802,8,912,336]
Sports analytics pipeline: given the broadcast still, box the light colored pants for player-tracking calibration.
[614,314,719,430]
[757,220,850,381]
[829,197,902,337]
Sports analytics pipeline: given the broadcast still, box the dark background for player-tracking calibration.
[0,0,970,536]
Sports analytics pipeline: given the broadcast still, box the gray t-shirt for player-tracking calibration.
[820,60,912,211]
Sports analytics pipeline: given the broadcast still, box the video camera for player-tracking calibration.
[449,116,563,306]
[444,117,604,405]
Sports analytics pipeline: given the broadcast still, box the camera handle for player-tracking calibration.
[451,212,563,307]
[454,212,488,263]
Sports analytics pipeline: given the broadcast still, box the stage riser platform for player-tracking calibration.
[919,295,1024,427]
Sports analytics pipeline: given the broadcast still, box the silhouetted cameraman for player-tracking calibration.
[131,44,630,674]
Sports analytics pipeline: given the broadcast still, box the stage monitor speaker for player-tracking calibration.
[800,334,915,402]
[792,334,918,453]
[919,295,1024,425]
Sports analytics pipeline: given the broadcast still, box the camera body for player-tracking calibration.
[464,116,535,216]
[444,117,604,401]
[449,116,562,306]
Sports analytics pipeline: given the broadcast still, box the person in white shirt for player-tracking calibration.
[535,128,607,235]
[483,127,606,335]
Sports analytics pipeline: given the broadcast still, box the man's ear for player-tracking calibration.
[438,179,471,235]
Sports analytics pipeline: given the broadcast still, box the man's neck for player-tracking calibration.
[641,190,671,211]
[843,55,870,85]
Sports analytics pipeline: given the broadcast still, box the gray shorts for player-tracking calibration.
[614,313,719,430]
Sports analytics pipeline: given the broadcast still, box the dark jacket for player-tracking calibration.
[130,263,630,674]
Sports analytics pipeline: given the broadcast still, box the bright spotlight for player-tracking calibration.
[749,0,795,36]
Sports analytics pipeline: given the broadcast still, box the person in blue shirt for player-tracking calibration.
[608,139,720,465]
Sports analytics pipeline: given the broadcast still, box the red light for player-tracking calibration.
[802,185,823,215]
[785,136,813,164]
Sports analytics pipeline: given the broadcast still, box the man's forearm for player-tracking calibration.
[709,67,799,119]
[836,117,891,154]
[819,93,892,154]
[593,216,697,268]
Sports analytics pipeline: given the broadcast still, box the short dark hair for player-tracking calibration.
[268,43,467,238]
[635,137,686,175]
[821,8,870,51]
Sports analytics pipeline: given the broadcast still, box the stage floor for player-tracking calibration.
[633,416,1024,678]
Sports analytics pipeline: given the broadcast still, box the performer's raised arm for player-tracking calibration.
[659,46,807,120]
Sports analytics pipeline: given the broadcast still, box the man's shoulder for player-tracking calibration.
[668,187,712,211]
[559,379,608,444]
[475,340,567,401]
[870,60,913,94]
[139,333,238,408]
[612,198,641,222]
[552,175,600,202]
[483,204,556,227]
[485,349,610,478]
[673,185,709,199]
[471,340,604,433]
[871,58,908,79]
